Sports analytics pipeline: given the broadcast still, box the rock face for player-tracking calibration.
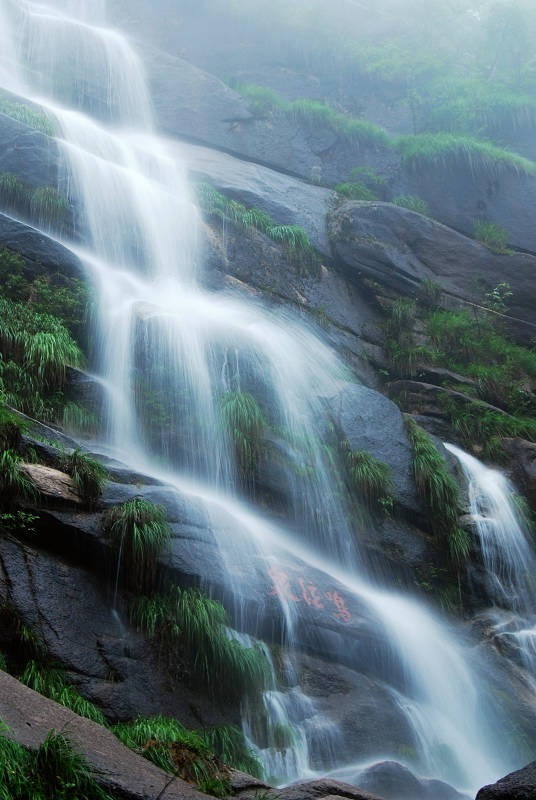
[179,140,336,254]
[331,761,470,800]
[476,761,536,800]
[0,669,209,800]
[329,201,536,339]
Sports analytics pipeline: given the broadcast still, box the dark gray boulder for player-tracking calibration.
[476,761,536,800]
[329,201,536,340]
[333,760,470,800]
[322,382,420,516]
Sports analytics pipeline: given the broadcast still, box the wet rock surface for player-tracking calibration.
[476,761,536,800]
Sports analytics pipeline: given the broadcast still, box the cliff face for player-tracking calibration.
[2,3,536,798]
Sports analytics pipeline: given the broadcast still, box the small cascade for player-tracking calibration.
[0,0,530,795]
[445,443,536,681]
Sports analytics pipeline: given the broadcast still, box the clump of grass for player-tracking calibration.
[195,183,320,274]
[113,715,231,796]
[406,419,469,563]
[473,220,511,253]
[341,441,394,514]
[393,195,429,215]
[20,660,106,726]
[0,94,55,136]
[132,587,267,701]
[30,186,69,230]
[221,391,266,486]
[62,402,99,437]
[335,181,379,201]
[232,83,391,148]
[396,132,536,178]
[0,449,38,509]
[0,172,28,211]
[104,498,171,594]
[200,725,263,778]
[61,448,108,508]
[0,296,82,391]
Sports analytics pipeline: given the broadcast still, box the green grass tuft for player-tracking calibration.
[20,660,107,726]
[406,419,467,563]
[396,132,536,178]
[341,442,394,514]
[473,220,512,253]
[221,391,266,485]
[132,586,268,701]
[0,724,113,800]
[393,195,429,215]
[0,94,55,136]
[0,449,38,509]
[200,725,263,778]
[105,498,171,594]
[61,448,108,508]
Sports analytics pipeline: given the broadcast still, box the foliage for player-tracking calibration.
[473,220,511,253]
[20,660,107,726]
[112,715,231,796]
[0,449,38,509]
[0,510,39,533]
[62,402,99,437]
[0,725,113,800]
[335,181,379,201]
[131,586,267,701]
[396,133,536,178]
[200,725,263,777]
[221,391,266,485]
[61,448,108,508]
[341,441,394,514]
[104,498,171,594]
[0,173,69,229]
[393,195,429,215]
[0,93,55,135]
[0,296,82,400]
[406,419,469,563]
[232,82,390,147]
[195,183,320,273]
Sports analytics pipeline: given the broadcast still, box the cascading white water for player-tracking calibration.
[0,0,527,793]
[445,443,536,683]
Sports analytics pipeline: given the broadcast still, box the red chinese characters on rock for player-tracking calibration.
[267,567,351,623]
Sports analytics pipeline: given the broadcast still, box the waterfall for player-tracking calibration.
[0,0,526,794]
[445,443,536,684]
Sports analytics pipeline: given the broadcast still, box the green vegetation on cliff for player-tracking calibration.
[221,391,266,485]
[0,725,113,800]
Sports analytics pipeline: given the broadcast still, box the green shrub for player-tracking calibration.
[20,660,106,726]
[393,195,429,215]
[132,587,267,701]
[341,442,394,514]
[473,220,511,253]
[61,448,108,508]
[335,181,379,201]
[221,391,266,484]
[105,498,170,594]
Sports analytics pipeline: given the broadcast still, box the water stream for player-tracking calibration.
[0,0,528,794]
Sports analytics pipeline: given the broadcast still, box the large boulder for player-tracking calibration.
[329,202,536,339]
[0,212,85,280]
[476,761,536,800]
[330,761,470,800]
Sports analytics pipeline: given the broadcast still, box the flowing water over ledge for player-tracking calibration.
[0,0,533,794]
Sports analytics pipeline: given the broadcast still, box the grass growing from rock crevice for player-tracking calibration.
[396,132,536,178]
[0,173,69,229]
[105,498,171,595]
[61,448,108,508]
[20,660,107,726]
[0,726,114,800]
[221,391,266,485]
[341,440,394,515]
[131,586,267,701]
[231,82,390,148]
[406,419,470,563]
[0,449,38,509]
[393,195,429,215]
[0,93,55,136]
[113,715,263,794]
[473,220,512,254]
[195,183,320,274]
